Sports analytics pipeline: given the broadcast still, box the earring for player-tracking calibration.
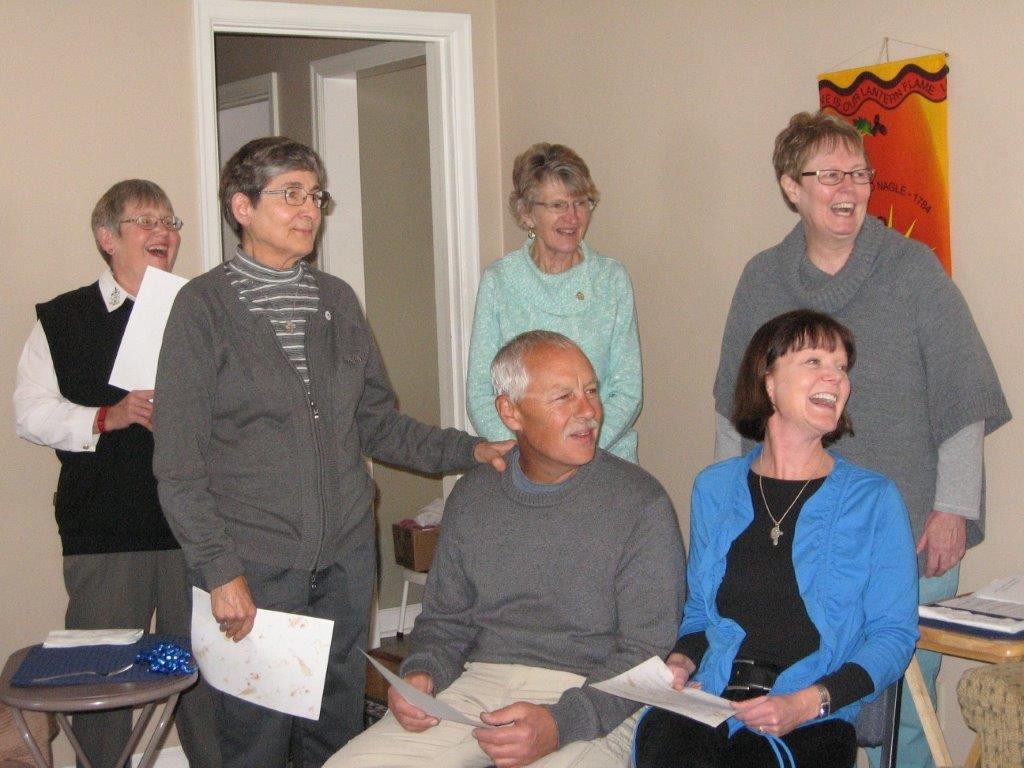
[527,228,536,240]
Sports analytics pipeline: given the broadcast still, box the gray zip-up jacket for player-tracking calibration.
[153,263,481,590]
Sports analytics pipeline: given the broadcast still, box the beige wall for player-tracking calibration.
[358,62,443,607]
[1,0,1021,764]
[494,1,1022,761]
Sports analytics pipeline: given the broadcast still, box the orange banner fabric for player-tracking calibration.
[819,54,951,274]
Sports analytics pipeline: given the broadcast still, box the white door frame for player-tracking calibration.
[310,42,426,310]
[193,0,481,432]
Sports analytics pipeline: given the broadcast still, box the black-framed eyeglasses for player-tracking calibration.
[260,187,332,209]
[531,198,597,214]
[800,168,876,185]
[120,215,184,231]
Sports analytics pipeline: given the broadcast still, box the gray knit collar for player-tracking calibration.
[500,445,599,506]
[780,216,887,314]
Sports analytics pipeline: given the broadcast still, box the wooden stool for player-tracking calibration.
[0,646,197,768]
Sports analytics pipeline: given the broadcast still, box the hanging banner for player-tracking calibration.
[818,53,951,274]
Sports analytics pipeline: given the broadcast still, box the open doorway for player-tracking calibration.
[197,1,481,626]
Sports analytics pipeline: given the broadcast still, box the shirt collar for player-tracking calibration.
[98,268,135,312]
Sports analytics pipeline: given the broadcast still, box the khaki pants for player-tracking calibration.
[326,662,637,768]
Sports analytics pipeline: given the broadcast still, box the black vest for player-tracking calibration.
[36,283,180,555]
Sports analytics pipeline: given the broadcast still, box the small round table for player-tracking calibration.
[0,646,198,768]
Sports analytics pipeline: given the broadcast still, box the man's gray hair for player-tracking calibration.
[491,330,580,402]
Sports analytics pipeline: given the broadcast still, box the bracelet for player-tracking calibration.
[96,405,110,434]
[814,683,831,718]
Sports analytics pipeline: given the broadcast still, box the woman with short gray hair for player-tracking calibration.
[466,142,643,462]
[154,136,511,768]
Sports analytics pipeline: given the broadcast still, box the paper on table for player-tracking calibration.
[919,574,1024,632]
[43,629,144,648]
[976,574,1024,603]
[109,266,187,390]
[362,651,493,728]
[590,656,735,728]
[191,587,334,720]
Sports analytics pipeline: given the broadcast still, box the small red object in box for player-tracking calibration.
[392,523,440,572]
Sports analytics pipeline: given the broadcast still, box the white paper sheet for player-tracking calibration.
[43,628,144,648]
[919,574,1024,633]
[109,266,187,390]
[191,587,334,720]
[590,656,735,728]
[362,651,492,728]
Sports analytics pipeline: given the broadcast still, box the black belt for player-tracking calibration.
[723,658,781,699]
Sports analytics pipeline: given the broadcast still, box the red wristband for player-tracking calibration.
[96,405,110,434]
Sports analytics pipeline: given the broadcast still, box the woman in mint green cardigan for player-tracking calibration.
[466,143,642,462]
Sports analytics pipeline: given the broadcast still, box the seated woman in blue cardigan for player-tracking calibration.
[635,309,918,768]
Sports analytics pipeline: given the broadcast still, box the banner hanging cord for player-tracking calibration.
[827,37,949,73]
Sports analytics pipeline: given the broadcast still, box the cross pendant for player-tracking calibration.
[770,525,782,546]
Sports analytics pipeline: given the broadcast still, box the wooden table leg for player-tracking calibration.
[905,655,955,767]
[8,707,51,768]
[963,735,982,768]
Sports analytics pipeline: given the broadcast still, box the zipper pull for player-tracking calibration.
[309,399,320,419]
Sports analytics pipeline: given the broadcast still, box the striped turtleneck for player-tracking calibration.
[227,249,320,390]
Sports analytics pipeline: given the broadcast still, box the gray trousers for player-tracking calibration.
[209,538,375,768]
[63,549,221,768]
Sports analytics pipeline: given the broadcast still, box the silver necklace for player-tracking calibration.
[284,300,299,333]
[757,455,826,546]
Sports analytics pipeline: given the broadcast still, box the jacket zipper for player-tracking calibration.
[266,313,329,583]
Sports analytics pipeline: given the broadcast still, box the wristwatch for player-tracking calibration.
[814,683,831,718]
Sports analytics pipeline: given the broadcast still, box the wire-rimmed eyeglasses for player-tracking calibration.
[531,198,597,214]
[260,187,332,209]
[800,168,876,185]
[120,215,184,231]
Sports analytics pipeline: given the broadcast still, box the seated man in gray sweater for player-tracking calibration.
[326,330,686,768]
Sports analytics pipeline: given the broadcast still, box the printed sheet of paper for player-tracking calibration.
[191,587,334,720]
[109,266,187,390]
[590,656,734,728]
[920,574,1024,633]
[362,651,492,728]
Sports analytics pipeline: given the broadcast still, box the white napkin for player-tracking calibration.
[43,629,144,648]
[414,497,445,527]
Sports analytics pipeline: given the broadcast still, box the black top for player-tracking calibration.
[36,283,180,555]
[674,471,872,711]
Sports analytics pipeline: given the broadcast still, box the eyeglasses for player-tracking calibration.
[531,198,597,214]
[800,168,876,185]
[120,215,184,231]
[260,187,332,209]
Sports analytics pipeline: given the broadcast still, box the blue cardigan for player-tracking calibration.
[682,447,919,731]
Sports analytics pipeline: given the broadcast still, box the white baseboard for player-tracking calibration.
[371,603,421,646]
[60,745,188,768]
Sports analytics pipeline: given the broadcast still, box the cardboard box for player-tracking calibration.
[392,524,440,572]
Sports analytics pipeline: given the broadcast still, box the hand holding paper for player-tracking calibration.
[192,587,333,719]
[590,656,734,728]
[363,651,491,728]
